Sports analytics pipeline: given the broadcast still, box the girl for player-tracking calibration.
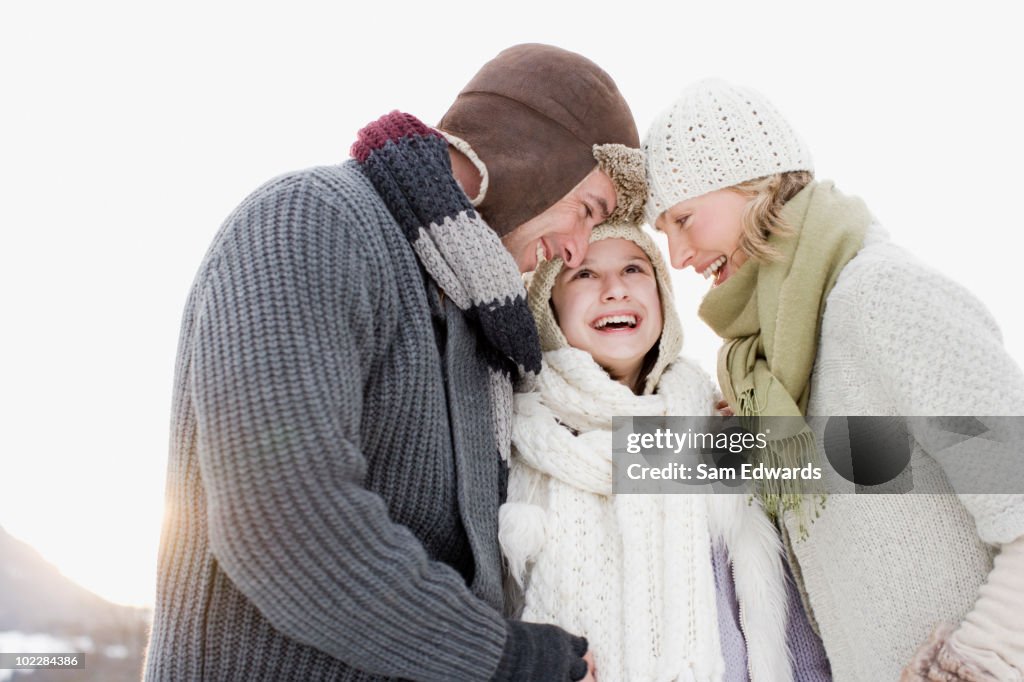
[643,79,1024,681]
[499,221,830,681]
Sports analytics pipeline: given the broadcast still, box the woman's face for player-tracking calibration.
[551,238,663,388]
[654,188,750,286]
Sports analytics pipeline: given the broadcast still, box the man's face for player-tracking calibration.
[500,168,617,273]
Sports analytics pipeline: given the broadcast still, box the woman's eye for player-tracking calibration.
[574,269,593,279]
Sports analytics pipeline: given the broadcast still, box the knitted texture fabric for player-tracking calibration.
[527,222,682,395]
[699,181,868,523]
[709,543,749,682]
[501,348,797,681]
[352,111,542,461]
[782,224,1024,682]
[643,78,813,225]
[699,181,869,416]
[703,494,798,682]
[145,158,588,681]
[504,349,722,682]
[710,542,833,682]
[781,555,834,681]
[903,536,1024,680]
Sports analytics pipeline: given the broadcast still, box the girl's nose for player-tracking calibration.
[602,275,629,300]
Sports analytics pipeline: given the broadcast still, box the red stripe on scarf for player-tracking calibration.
[350,110,445,162]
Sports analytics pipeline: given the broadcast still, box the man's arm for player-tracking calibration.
[191,171,588,681]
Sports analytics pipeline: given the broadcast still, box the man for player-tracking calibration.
[145,44,642,681]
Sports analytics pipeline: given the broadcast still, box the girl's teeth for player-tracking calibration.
[595,315,637,329]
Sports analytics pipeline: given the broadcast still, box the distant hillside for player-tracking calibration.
[0,526,150,681]
[0,526,143,631]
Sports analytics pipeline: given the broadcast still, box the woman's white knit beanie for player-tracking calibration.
[643,78,814,225]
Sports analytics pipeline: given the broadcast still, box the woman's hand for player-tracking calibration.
[715,399,734,417]
[901,536,1024,681]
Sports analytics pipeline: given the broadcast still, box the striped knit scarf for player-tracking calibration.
[351,111,542,460]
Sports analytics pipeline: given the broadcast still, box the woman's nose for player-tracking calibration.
[668,235,695,270]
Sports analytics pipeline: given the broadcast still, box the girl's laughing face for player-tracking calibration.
[551,238,663,389]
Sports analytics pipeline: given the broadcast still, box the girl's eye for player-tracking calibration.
[676,214,691,229]
[625,265,641,274]
[574,269,593,279]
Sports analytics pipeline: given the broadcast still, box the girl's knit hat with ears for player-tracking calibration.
[643,78,814,226]
[527,223,684,395]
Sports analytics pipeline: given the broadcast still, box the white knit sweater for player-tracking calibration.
[784,225,1024,682]
[503,348,793,682]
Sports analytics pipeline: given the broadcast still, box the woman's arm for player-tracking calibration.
[835,246,1024,679]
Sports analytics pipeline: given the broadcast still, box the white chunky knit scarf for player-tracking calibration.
[501,347,724,682]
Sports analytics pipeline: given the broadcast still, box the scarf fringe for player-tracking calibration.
[738,385,826,538]
[705,181,870,538]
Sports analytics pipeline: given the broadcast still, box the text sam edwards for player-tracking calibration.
[626,462,823,481]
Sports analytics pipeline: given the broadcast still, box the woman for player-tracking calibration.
[643,78,1024,681]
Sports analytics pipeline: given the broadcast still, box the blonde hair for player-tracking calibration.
[730,170,814,262]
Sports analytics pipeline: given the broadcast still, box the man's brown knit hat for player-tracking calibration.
[438,43,639,237]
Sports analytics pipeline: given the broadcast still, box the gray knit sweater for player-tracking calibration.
[145,161,585,681]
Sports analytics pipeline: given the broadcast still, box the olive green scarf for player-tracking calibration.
[699,181,870,522]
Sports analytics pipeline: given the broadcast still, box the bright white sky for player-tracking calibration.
[1,1,1022,608]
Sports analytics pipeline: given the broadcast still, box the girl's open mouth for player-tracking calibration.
[592,314,641,332]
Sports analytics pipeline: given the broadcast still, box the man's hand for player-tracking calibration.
[580,650,597,682]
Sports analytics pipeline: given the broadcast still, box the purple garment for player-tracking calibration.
[711,540,750,682]
[711,540,833,681]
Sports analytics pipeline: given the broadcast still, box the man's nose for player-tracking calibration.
[559,232,590,268]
